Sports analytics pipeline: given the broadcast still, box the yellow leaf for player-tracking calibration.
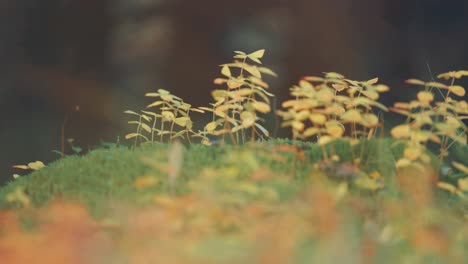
[241,64,261,78]
[13,165,30,170]
[125,133,139,139]
[161,111,175,121]
[174,117,190,127]
[417,91,434,104]
[316,88,335,102]
[396,158,411,168]
[214,78,227,85]
[452,162,468,173]
[331,83,347,91]
[404,147,421,161]
[446,116,461,128]
[437,70,468,80]
[295,110,310,121]
[363,89,380,100]
[221,65,231,77]
[205,121,218,132]
[124,110,140,116]
[437,182,457,194]
[375,84,390,92]
[405,79,425,85]
[140,123,152,133]
[341,109,362,123]
[411,130,431,142]
[134,175,159,188]
[309,113,327,125]
[292,121,305,132]
[251,101,271,113]
[361,113,379,127]
[249,76,269,88]
[391,124,411,139]
[258,67,277,77]
[448,85,466,97]
[28,161,45,170]
[248,49,265,59]
[303,76,325,82]
[366,77,379,85]
[426,82,448,89]
[317,135,333,145]
[458,178,468,191]
[227,79,242,89]
[325,72,345,79]
[147,101,164,108]
[325,122,344,137]
[241,111,255,128]
[303,127,319,137]
[158,89,170,95]
[299,80,314,90]
[160,94,173,102]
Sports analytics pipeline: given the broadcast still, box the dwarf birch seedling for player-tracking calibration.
[125,89,204,145]
[391,70,468,170]
[199,49,276,145]
[124,110,152,147]
[278,72,389,160]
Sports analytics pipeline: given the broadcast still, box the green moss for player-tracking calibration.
[0,138,465,217]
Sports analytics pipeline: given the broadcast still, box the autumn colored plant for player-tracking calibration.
[277,72,389,160]
[196,49,277,145]
[125,89,204,146]
[390,71,467,170]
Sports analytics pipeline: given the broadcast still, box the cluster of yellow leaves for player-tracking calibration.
[12,160,46,180]
[13,161,45,171]
[278,72,389,146]
[199,49,276,145]
[125,89,205,146]
[391,70,468,169]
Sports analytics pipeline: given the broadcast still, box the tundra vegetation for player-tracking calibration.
[0,50,467,263]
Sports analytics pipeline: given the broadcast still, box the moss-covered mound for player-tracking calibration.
[0,139,399,211]
[1,138,467,263]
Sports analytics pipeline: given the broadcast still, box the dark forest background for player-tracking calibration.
[1,0,467,184]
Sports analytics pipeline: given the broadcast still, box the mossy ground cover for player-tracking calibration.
[0,139,467,263]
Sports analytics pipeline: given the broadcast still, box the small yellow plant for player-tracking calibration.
[390,70,468,170]
[13,161,46,171]
[277,72,389,158]
[197,49,277,145]
[125,89,204,145]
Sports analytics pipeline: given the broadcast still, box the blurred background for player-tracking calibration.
[1,0,467,185]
